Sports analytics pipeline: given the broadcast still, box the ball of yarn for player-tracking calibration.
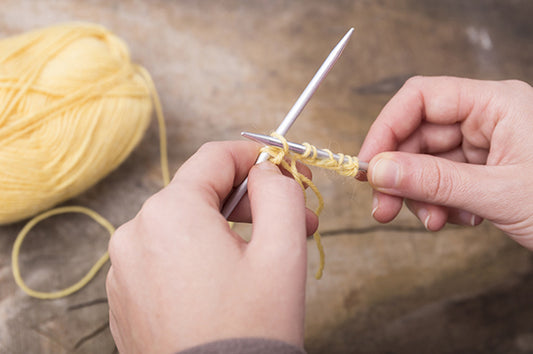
[0,23,153,224]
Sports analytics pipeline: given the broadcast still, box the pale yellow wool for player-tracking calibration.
[6,23,169,299]
[0,22,169,224]
[261,132,360,279]
[12,206,115,299]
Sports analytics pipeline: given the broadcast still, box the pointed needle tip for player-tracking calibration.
[241,131,264,145]
[345,27,355,40]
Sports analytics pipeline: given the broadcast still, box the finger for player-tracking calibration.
[372,148,466,224]
[462,138,489,164]
[280,160,313,181]
[304,208,319,236]
[228,161,313,222]
[434,147,467,162]
[404,199,448,231]
[358,76,504,162]
[170,141,260,210]
[229,197,318,237]
[358,144,468,183]
[245,161,308,343]
[368,151,509,222]
[226,194,251,221]
[447,208,484,226]
[371,190,403,223]
[397,122,462,154]
[246,161,307,254]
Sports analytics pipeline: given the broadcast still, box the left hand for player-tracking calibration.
[106,141,318,353]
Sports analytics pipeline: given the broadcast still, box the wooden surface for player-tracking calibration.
[1,1,533,353]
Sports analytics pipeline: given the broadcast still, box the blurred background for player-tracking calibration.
[0,0,532,352]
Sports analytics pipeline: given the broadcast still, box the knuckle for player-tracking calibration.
[140,192,161,218]
[420,160,456,204]
[108,218,137,264]
[135,194,166,233]
[197,141,227,157]
[197,141,218,153]
[503,79,532,91]
[108,224,127,263]
[105,267,115,294]
[404,75,425,90]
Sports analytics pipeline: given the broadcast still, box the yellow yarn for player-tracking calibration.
[0,22,169,224]
[261,132,360,279]
[7,23,170,299]
[11,206,114,300]
[298,143,360,178]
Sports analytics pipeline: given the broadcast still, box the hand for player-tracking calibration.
[358,76,533,249]
[106,141,318,353]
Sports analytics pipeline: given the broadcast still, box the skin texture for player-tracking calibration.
[106,141,318,353]
[358,76,533,249]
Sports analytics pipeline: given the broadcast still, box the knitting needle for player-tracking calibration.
[241,131,369,172]
[221,28,355,219]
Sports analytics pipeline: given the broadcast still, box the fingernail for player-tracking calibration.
[371,158,400,189]
[471,215,482,226]
[371,196,378,218]
[417,208,430,230]
[458,211,480,227]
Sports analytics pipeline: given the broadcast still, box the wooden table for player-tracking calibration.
[1,1,532,352]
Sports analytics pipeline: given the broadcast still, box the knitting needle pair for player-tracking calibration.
[222,28,360,219]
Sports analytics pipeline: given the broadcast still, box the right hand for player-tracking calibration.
[357,76,533,249]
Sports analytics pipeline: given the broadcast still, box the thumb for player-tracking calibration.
[246,161,307,255]
[368,152,509,221]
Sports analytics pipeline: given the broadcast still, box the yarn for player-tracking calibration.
[0,22,169,224]
[12,206,115,299]
[6,23,170,299]
[261,132,361,279]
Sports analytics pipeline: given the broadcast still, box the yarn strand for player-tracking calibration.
[11,207,114,300]
[137,65,170,185]
[260,132,360,279]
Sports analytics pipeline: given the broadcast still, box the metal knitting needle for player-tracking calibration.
[221,28,355,219]
[241,131,369,172]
